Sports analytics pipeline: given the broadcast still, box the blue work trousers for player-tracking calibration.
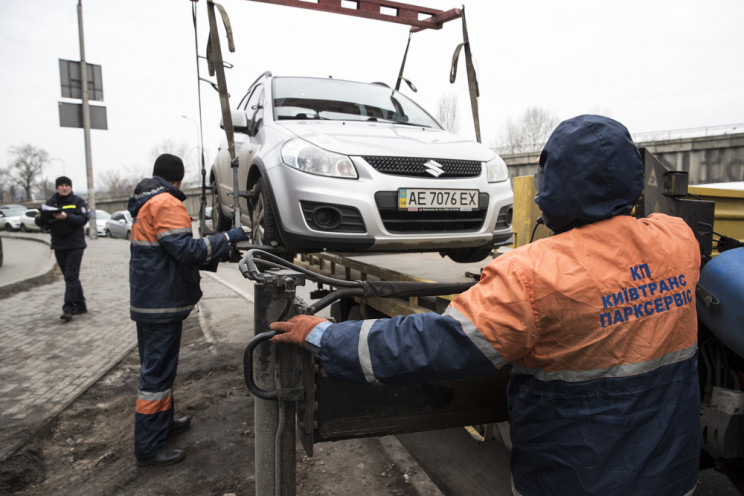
[134,321,182,459]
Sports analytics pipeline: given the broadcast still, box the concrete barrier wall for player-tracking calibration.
[499,132,744,186]
[91,186,205,218]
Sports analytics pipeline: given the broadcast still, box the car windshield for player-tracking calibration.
[95,210,111,220]
[272,77,441,128]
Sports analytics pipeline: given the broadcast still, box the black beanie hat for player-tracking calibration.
[153,153,185,183]
[55,176,72,188]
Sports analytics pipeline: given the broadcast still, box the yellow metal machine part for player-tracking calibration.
[688,184,744,246]
[510,175,550,249]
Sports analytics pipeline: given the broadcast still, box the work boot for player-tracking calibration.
[60,312,73,322]
[169,416,191,436]
[72,304,88,315]
[136,448,185,467]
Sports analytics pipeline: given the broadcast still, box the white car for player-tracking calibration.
[18,209,41,232]
[210,73,513,263]
[104,210,132,239]
[1,205,27,231]
[85,209,111,236]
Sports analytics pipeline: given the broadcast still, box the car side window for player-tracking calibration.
[243,85,264,134]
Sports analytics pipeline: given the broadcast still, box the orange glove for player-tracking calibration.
[270,315,328,347]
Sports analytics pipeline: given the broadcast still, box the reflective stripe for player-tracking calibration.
[131,304,194,314]
[357,320,379,383]
[62,205,77,210]
[131,185,165,201]
[443,307,508,370]
[204,237,213,261]
[136,389,172,415]
[137,389,172,401]
[131,240,160,246]
[512,343,698,382]
[156,227,193,239]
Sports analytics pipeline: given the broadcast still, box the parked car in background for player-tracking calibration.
[1,205,27,231]
[85,210,111,236]
[104,210,132,239]
[0,204,26,215]
[18,209,41,232]
[209,73,513,263]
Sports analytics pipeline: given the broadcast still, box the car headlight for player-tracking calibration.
[281,139,358,179]
[485,155,509,183]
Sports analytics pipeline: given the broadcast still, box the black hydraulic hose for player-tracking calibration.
[241,249,478,315]
[240,249,363,288]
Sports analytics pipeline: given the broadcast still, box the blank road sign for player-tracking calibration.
[59,59,103,101]
[58,102,108,130]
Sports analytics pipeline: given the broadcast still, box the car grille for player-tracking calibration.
[374,192,488,233]
[362,156,482,178]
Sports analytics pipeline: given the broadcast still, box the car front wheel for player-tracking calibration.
[251,177,294,260]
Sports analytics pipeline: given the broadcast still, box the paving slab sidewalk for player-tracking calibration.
[0,235,135,462]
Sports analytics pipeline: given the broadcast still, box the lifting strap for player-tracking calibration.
[394,7,481,142]
[449,7,481,142]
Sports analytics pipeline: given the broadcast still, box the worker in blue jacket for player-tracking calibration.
[271,115,701,496]
[128,154,249,466]
[35,176,90,321]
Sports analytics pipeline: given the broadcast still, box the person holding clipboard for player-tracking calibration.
[36,176,90,322]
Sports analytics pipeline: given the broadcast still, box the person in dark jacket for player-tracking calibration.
[128,153,248,467]
[270,115,701,496]
[36,176,90,322]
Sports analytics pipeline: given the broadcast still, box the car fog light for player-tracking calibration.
[313,207,342,230]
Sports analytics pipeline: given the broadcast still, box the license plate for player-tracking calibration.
[398,189,478,211]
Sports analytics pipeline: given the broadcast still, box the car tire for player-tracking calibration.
[126,231,131,240]
[211,181,232,232]
[442,244,494,264]
[251,177,294,260]
[20,224,27,232]
[105,229,111,238]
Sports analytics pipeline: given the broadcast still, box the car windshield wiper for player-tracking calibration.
[368,116,430,128]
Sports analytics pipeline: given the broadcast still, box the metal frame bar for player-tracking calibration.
[247,0,461,30]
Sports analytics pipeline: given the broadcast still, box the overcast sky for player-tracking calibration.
[2,0,743,195]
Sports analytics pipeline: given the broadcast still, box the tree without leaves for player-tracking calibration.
[150,139,201,187]
[436,92,460,134]
[7,144,49,201]
[97,168,145,198]
[499,107,559,155]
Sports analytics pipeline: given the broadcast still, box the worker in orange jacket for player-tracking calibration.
[271,115,701,496]
[128,154,249,466]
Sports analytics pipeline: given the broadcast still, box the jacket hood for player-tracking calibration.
[535,114,643,234]
[127,176,186,218]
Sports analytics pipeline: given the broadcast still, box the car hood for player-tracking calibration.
[278,121,494,161]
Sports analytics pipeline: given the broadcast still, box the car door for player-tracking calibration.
[110,212,124,237]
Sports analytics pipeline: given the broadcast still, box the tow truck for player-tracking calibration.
[190,1,744,494]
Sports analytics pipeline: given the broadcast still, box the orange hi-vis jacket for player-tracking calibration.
[128,177,232,323]
[316,213,701,496]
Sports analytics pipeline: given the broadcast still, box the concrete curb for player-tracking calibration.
[0,234,59,299]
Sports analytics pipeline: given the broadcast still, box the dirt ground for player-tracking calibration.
[0,315,425,496]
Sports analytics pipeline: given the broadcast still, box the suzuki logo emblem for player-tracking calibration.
[424,160,445,177]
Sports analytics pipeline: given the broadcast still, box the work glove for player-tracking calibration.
[226,225,250,243]
[270,315,328,347]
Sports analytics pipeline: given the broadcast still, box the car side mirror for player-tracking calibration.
[221,110,249,134]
